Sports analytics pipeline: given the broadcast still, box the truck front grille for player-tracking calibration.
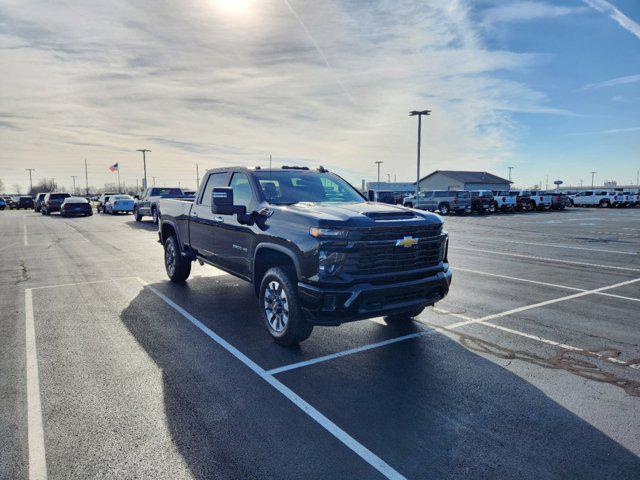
[342,235,446,276]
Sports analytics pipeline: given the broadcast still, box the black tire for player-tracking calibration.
[45,209,51,216]
[439,203,450,215]
[404,202,413,208]
[152,208,158,224]
[259,267,313,346]
[164,235,191,283]
[600,200,610,208]
[41,209,45,215]
[135,208,143,222]
[384,307,425,324]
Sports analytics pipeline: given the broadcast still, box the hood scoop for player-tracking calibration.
[364,211,416,221]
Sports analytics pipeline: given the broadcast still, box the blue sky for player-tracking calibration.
[0,0,639,192]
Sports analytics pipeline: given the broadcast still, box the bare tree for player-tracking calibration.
[0,178,4,192]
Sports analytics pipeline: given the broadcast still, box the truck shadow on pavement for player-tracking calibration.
[123,219,158,232]
[120,277,640,480]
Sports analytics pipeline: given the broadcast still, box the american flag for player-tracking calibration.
[108,163,119,172]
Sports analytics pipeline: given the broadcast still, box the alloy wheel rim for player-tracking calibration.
[264,280,289,333]
[165,241,176,276]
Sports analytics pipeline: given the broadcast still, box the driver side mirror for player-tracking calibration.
[211,187,247,215]
[134,195,140,200]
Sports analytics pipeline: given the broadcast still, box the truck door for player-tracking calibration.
[189,172,228,262]
[212,172,256,279]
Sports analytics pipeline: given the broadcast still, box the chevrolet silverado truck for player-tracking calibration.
[134,187,187,223]
[159,166,451,346]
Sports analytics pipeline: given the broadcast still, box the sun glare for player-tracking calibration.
[213,0,256,16]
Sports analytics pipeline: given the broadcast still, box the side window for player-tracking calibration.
[229,173,253,209]
[584,191,593,196]
[200,172,227,206]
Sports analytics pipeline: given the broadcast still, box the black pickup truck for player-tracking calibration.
[159,166,451,346]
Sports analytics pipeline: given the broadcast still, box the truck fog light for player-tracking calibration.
[319,251,345,276]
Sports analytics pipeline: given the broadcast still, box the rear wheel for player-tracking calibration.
[152,208,158,224]
[164,235,191,283]
[259,267,313,346]
[384,307,425,324]
[439,203,450,215]
[599,200,610,208]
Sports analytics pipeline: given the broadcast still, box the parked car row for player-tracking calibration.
[567,190,639,208]
[400,189,639,215]
[401,189,569,215]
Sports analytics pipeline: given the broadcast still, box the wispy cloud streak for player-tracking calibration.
[583,74,640,89]
[582,0,640,39]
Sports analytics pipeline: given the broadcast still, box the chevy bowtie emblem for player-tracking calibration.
[395,236,418,248]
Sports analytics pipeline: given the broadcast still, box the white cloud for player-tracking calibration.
[482,1,584,24]
[582,0,640,40]
[583,74,640,89]
[0,0,567,190]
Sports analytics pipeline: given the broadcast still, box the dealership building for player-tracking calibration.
[417,170,512,192]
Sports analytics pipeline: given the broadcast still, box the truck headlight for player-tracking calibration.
[310,227,348,238]
[319,250,346,276]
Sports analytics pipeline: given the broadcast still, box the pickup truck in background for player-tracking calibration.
[527,190,553,210]
[134,187,186,223]
[159,166,451,346]
[569,190,617,207]
[492,191,517,211]
[403,190,471,215]
[469,190,496,214]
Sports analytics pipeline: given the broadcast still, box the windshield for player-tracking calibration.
[254,171,364,205]
[114,195,132,200]
[50,193,70,200]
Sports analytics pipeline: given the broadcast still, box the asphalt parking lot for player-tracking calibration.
[1,207,639,479]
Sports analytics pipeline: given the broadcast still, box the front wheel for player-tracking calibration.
[164,235,191,283]
[152,208,158,224]
[134,208,143,222]
[600,200,610,208]
[384,307,426,324]
[259,267,313,346]
[439,203,450,215]
[404,202,413,208]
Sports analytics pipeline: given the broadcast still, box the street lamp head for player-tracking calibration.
[409,110,431,116]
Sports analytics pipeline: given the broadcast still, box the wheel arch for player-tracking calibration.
[253,243,301,295]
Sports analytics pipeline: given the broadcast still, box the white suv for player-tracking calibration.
[570,190,616,207]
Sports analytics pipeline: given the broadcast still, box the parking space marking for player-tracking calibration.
[24,223,29,246]
[451,246,640,273]
[421,317,639,370]
[25,289,48,480]
[267,330,433,375]
[29,276,139,291]
[445,277,640,329]
[452,267,640,303]
[136,278,406,480]
[473,239,639,256]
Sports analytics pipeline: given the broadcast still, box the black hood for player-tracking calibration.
[271,201,442,228]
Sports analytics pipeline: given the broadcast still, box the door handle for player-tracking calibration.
[214,216,224,223]
[192,211,198,217]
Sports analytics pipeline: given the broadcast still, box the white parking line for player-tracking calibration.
[29,276,139,291]
[451,246,640,273]
[267,330,433,375]
[25,289,48,480]
[445,277,640,329]
[24,223,29,246]
[136,278,406,480]
[474,239,639,256]
[452,267,640,303]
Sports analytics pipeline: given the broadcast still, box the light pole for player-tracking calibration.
[409,109,431,195]
[152,176,156,186]
[84,159,89,196]
[25,168,35,194]
[374,161,383,192]
[71,176,77,195]
[507,166,513,183]
[136,149,151,190]
[591,171,596,188]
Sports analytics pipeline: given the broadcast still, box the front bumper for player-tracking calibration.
[298,267,452,325]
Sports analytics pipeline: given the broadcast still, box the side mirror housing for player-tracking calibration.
[211,187,247,215]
